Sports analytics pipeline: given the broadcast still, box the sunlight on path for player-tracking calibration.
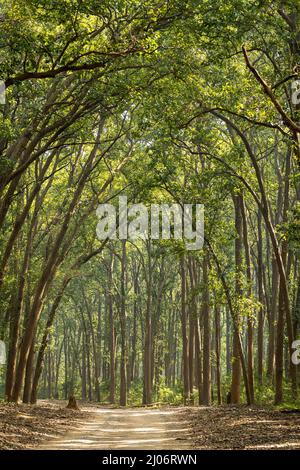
[39,408,192,450]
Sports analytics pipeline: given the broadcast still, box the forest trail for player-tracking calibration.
[38,407,192,450]
[2,401,300,450]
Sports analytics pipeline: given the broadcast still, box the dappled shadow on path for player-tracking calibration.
[39,407,193,450]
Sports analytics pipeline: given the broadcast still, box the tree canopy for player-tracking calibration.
[0,0,300,407]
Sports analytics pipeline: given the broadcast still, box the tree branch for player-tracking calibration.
[242,46,300,133]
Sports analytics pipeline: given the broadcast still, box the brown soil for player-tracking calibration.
[182,405,300,450]
[0,400,89,449]
[1,401,300,450]
[38,406,192,450]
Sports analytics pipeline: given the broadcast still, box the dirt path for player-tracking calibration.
[3,401,298,450]
[39,407,193,450]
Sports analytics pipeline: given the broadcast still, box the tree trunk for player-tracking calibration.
[202,253,211,406]
[23,340,35,403]
[119,240,127,406]
[143,241,153,405]
[257,209,264,386]
[241,197,255,403]
[215,305,222,405]
[231,194,242,404]
[180,254,190,404]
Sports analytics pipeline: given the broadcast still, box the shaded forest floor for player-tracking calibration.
[0,400,89,449]
[0,400,300,450]
[182,406,300,449]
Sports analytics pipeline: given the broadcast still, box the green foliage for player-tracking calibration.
[0,0,300,410]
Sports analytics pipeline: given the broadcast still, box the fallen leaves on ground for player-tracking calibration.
[181,405,300,450]
[1,401,300,450]
[0,400,90,449]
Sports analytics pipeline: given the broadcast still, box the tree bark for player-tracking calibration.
[231,194,242,404]
[119,240,127,406]
[202,253,211,406]
[180,254,190,405]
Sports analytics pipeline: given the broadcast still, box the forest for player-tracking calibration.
[0,0,300,452]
